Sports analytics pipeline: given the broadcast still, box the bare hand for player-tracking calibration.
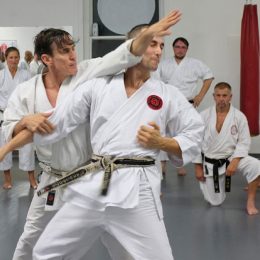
[137,122,162,149]
[22,112,55,134]
[148,10,182,37]
[193,94,203,108]
[226,159,239,177]
[195,164,206,182]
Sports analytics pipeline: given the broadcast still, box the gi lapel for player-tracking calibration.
[94,77,156,151]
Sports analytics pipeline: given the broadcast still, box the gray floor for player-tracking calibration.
[1,158,260,260]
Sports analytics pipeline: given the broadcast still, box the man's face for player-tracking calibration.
[48,42,78,77]
[213,87,232,110]
[173,40,188,60]
[25,52,33,63]
[141,36,164,71]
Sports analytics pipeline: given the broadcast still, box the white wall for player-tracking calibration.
[0,27,72,60]
[161,0,260,153]
[0,0,84,60]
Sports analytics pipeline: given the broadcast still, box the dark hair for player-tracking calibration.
[214,82,232,91]
[34,28,75,61]
[172,37,189,48]
[5,47,20,58]
[127,24,149,40]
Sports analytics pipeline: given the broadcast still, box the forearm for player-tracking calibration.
[0,129,33,161]
[226,157,242,176]
[230,157,242,166]
[198,78,214,98]
[12,117,27,137]
[159,136,182,159]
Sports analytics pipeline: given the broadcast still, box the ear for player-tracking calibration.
[41,54,52,66]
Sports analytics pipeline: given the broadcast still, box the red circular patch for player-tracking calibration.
[147,95,163,110]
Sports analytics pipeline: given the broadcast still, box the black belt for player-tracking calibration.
[202,154,231,193]
[37,155,155,197]
[188,99,194,104]
[91,156,155,195]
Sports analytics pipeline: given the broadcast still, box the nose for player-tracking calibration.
[155,45,162,57]
[69,49,77,60]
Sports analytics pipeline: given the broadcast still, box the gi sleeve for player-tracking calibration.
[230,111,251,159]
[165,87,204,166]
[33,78,97,146]
[73,40,142,87]
[196,59,214,81]
[2,80,35,142]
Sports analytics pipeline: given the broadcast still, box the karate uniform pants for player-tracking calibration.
[0,127,35,171]
[200,156,260,206]
[13,172,133,260]
[33,174,174,260]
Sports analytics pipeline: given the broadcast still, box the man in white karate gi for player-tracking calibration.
[193,82,260,215]
[28,24,204,260]
[154,37,214,176]
[1,10,182,260]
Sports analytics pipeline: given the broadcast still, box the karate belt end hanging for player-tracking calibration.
[37,155,155,197]
[203,155,231,193]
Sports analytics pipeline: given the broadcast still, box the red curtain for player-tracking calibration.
[240,4,259,135]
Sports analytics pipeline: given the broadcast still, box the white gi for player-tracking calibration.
[29,60,44,77]
[0,67,34,171]
[33,74,204,260]
[19,60,30,71]
[153,56,213,100]
[0,61,5,70]
[153,57,213,162]
[193,105,260,206]
[3,40,141,260]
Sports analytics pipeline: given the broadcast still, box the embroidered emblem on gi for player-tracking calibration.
[231,125,238,135]
[147,95,163,110]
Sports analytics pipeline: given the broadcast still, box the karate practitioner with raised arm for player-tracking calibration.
[0,11,182,260]
[27,23,204,259]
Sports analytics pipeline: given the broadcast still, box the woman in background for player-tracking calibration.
[0,47,37,189]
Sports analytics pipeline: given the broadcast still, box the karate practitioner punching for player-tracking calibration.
[25,24,204,259]
[193,82,260,215]
[0,11,182,260]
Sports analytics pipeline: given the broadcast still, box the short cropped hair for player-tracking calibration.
[214,82,232,91]
[126,24,149,40]
[172,37,189,48]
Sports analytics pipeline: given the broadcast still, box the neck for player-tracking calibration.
[9,67,17,77]
[216,104,231,114]
[174,56,184,64]
[43,70,67,90]
[125,67,150,87]
[124,66,150,97]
